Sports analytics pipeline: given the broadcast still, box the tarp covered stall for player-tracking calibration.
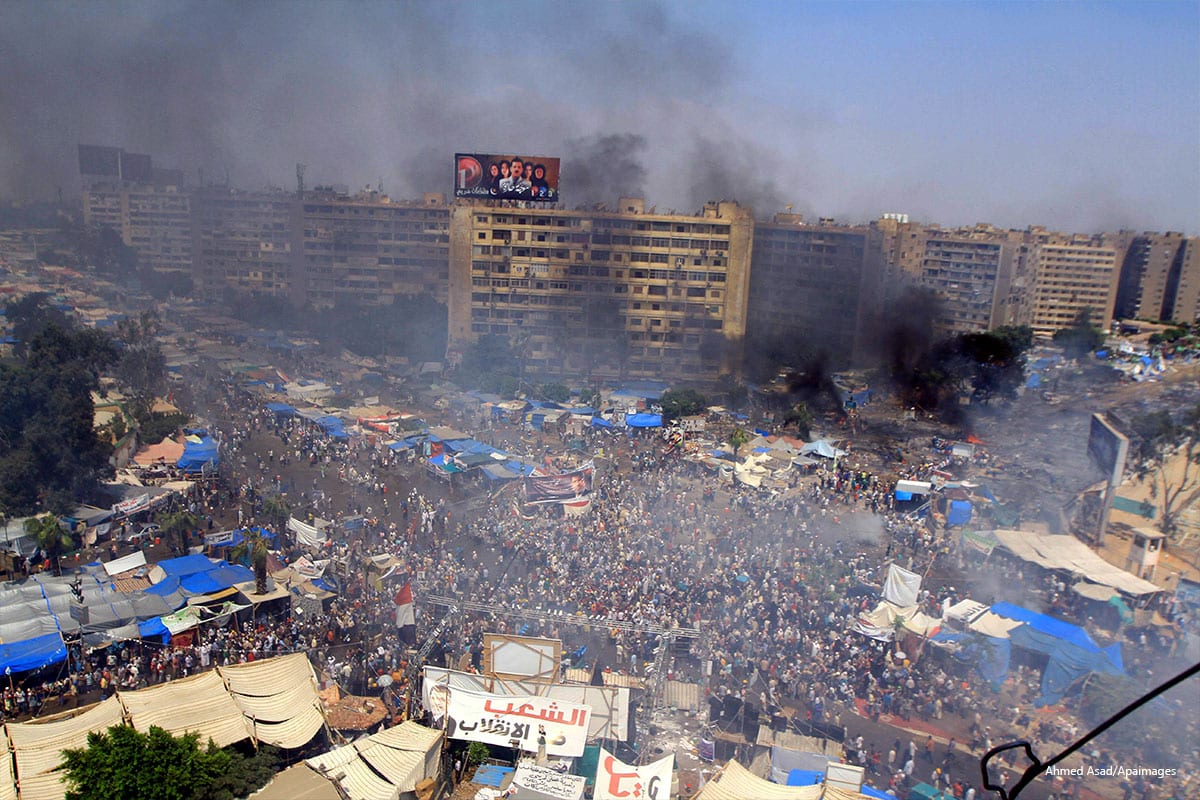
[624,413,663,428]
[0,633,67,674]
[989,530,1160,596]
[221,653,325,749]
[175,435,219,474]
[695,759,826,800]
[305,721,442,800]
[800,440,846,459]
[6,696,126,800]
[120,669,253,747]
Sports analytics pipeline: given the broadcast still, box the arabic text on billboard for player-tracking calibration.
[455,153,560,201]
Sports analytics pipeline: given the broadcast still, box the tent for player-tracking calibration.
[988,529,1160,596]
[625,413,663,428]
[304,721,442,800]
[800,440,845,459]
[176,435,219,474]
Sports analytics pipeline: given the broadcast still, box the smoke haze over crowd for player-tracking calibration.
[1,0,1197,233]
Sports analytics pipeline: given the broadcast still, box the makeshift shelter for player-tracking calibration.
[625,413,663,428]
[175,434,219,474]
[988,530,1160,596]
[800,440,846,459]
[221,653,326,748]
[304,721,442,800]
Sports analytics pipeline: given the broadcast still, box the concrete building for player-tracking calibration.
[79,145,191,275]
[191,187,296,300]
[296,190,449,307]
[1114,232,1200,324]
[447,198,754,384]
[1023,232,1125,337]
[746,214,881,368]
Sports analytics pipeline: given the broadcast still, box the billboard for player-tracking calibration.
[455,153,560,201]
[1088,412,1129,488]
[482,633,561,680]
[525,462,594,505]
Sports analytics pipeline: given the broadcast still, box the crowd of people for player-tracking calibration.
[5,360,1194,800]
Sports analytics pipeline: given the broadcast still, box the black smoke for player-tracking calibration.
[564,133,648,207]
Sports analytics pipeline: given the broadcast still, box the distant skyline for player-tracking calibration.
[1,0,1196,234]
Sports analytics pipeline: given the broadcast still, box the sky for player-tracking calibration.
[0,0,1197,233]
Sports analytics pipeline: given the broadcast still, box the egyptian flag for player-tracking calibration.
[394,583,416,644]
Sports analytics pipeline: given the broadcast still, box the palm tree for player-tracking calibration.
[230,529,271,594]
[727,427,751,461]
[261,493,291,541]
[159,510,199,555]
[25,514,73,576]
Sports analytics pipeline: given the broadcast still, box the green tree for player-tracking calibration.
[1052,309,1107,359]
[783,402,814,439]
[229,529,271,594]
[538,382,571,404]
[1127,404,1200,537]
[659,387,708,421]
[727,427,751,461]
[61,725,230,800]
[261,493,292,539]
[25,514,73,575]
[159,510,199,555]
[115,310,167,412]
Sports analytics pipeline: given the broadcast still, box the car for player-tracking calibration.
[122,524,160,546]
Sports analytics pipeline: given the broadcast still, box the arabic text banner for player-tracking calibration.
[440,686,591,757]
[594,747,673,800]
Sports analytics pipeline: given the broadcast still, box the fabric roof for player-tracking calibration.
[306,721,441,799]
[695,760,825,800]
[6,696,126,792]
[121,669,252,748]
[102,550,147,577]
[222,654,325,749]
[989,530,1160,595]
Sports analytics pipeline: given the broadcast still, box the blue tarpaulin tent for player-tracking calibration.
[990,601,1123,705]
[625,413,662,428]
[316,415,350,439]
[0,632,67,674]
[176,436,219,473]
[947,500,973,526]
[265,402,298,416]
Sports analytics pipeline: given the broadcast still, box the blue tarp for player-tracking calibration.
[144,575,181,597]
[180,563,254,594]
[176,436,219,473]
[625,413,663,428]
[503,461,536,476]
[388,440,412,451]
[265,402,298,415]
[786,770,825,786]
[991,602,1123,706]
[1026,373,1042,388]
[0,632,67,674]
[138,617,170,643]
[861,785,898,800]
[947,500,973,526]
[894,490,913,501]
[590,416,613,428]
[315,415,350,439]
[157,554,219,579]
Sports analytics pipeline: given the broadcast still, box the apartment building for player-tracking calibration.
[190,187,296,300]
[1023,232,1125,336]
[746,213,881,366]
[79,145,191,275]
[1114,232,1200,324]
[447,198,754,384]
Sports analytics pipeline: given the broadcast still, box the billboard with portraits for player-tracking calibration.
[455,153,560,201]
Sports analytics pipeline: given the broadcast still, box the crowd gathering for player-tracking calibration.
[4,360,1195,800]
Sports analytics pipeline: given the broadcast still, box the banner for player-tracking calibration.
[525,462,594,505]
[288,517,328,547]
[455,153,561,201]
[595,748,673,800]
[432,685,591,757]
[112,493,150,517]
[512,762,586,800]
[882,563,922,608]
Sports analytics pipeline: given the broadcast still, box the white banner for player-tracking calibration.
[883,563,922,607]
[512,762,586,800]
[595,748,673,800]
[431,686,590,757]
[112,493,150,517]
[287,516,328,547]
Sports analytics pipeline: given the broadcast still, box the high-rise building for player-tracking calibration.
[1114,232,1200,324]
[746,213,881,367]
[1023,232,1125,336]
[79,145,191,275]
[297,190,450,307]
[447,198,754,384]
[191,187,296,300]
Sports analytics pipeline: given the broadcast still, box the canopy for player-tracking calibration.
[0,632,67,674]
[989,530,1160,596]
[800,440,845,459]
[176,436,219,473]
[625,413,662,428]
[305,721,442,799]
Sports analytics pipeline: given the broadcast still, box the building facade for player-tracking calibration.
[1114,232,1200,324]
[447,198,754,384]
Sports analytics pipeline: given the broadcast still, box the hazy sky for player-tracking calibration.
[1,0,1196,233]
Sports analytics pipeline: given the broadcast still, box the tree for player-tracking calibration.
[230,529,271,594]
[783,402,814,439]
[159,510,199,555]
[115,310,167,412]
[261,493,292,539]
[60,724,275,800]
[538,382,571,404]
[1052,309,1106,359]
[727,427,751,461]
[25,514,73,575]
[1127,404,1200,538]
[659,387,708,421]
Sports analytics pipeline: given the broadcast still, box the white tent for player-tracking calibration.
[305,721,442,800]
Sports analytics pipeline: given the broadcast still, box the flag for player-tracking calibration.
[394,582,416,644]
